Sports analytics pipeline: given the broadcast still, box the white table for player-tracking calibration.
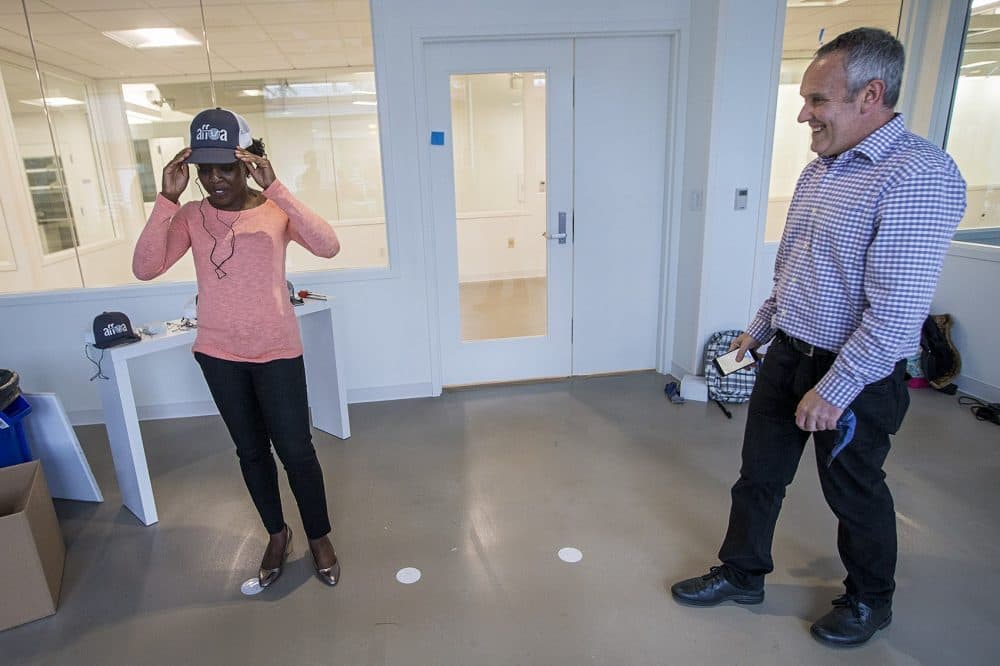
[96,300,349,526]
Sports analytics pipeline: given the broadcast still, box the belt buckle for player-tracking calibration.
[790,334,814,357]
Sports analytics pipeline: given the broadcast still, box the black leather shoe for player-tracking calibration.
[810,594,891,647]
[670,566,764,606]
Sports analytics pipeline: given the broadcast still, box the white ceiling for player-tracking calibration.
[0,0,996,106]
[0,0,373,80]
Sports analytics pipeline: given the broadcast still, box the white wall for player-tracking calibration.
[670,0,783,377]
[1,0,994,424]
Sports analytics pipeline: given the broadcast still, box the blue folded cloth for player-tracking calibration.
[825,409,857,467]
[664,382,685,405]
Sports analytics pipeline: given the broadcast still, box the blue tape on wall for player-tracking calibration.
[430,131,445,145]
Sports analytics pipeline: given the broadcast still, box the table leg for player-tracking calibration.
[300,307,350,439]
[97,354,158,525]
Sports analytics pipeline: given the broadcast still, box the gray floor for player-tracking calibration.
[2,372,998,665]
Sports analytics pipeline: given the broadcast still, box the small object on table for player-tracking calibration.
[298,290,327,301]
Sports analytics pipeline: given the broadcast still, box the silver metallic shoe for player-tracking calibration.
[258,525,293,589]
[312,550,340,586]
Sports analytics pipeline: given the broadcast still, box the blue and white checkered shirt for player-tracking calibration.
[746,115,966,408]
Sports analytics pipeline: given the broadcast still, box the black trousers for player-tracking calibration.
[718,333,909,608]
[195,352,331,540]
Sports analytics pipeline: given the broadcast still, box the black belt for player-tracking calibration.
[775,330,835,358]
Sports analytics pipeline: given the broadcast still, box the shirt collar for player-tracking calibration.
[843,113,905,164]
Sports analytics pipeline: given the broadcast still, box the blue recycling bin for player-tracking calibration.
[0,394,32,468]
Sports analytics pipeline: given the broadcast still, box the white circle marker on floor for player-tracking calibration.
[558,547,583,563]
[396,567,422,584]
[240,578,264,595]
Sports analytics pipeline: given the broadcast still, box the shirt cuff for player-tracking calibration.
[151,193,181,219]
[814,366,864,409]
[745,318,774,346]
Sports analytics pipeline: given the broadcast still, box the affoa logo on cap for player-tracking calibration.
[103,322,130,337]
[196,124,229,143]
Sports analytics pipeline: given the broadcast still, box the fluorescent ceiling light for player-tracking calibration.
[240,89,264,97]
[352,101,377,106]
[21,97,84,107]
[104,28,200,49]
[961,60,997,68]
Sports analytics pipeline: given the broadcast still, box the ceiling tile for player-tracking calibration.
[332,0,369,22]
[16,11,95,36]
[248,2,337,25]
[263,21,342,41]
[69,9,179,31]
[278,38,345,55]
[41,0,144,11]
[287,52,351,69]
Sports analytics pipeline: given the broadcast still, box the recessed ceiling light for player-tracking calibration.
[103,28,200,49]
[240,89,264,97]
[352,100,377,106]
[21,97,84,107]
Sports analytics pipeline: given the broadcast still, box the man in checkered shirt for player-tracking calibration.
[670,28,966,647]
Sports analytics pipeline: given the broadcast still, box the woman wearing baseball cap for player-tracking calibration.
[133,108,341,590]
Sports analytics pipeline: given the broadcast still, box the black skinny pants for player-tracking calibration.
[195,352,331,540]
[718,334,909,608]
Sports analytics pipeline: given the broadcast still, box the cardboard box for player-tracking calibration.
[0,460,65,631]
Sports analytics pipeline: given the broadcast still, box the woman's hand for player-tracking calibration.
[236,148,276,190]
[161,148,191,203]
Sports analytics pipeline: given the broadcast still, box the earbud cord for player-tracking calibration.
[195,180,239,279]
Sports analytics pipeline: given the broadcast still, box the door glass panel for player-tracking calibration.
[946,2,1000,246]
[450,72,547,341]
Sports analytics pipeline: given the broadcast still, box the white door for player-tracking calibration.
[425,36,670,386]
[425,40,574,385]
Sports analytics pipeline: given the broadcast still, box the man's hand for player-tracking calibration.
[795,389,843,432]
[729,332,761,361]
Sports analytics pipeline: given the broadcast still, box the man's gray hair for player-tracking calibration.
[816,27,905,108]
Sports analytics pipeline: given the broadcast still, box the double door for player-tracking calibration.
[425,36,670,386]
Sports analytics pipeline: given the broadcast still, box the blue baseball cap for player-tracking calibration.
[187,107,252,164]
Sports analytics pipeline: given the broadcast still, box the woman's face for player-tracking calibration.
[196,161,248,211]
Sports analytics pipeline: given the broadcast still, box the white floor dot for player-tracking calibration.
[240,578,264,595]
[558,547,583,563]
[396,567,422,584]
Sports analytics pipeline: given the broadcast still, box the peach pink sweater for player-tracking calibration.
[132,180,339,362]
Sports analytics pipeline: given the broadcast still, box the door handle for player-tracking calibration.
[543,211,568,244]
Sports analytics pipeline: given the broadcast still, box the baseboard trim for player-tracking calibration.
[347,382,436,403]
[954,375,1000,404]
[69,383,439,425]
[70,400,219,426]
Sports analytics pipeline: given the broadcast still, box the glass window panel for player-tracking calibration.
[946,3,1000,247]
[0,0,387,294]
[765,1,903,242]
[452,72,548,341]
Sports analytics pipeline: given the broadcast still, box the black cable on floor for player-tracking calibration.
[958,396,1000,425]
